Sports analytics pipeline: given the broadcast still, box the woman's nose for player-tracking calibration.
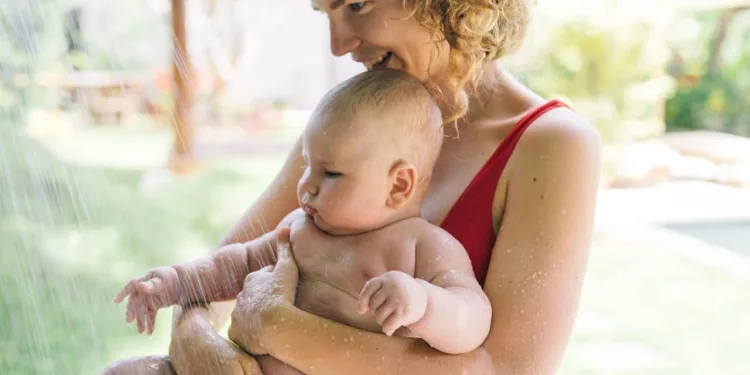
[329,19,361,57]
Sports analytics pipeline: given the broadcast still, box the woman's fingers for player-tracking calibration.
[272,226,299,302]
[358,278,383,314]
[273,227,297,275]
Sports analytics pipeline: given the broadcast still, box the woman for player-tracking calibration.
[103,0,600,374]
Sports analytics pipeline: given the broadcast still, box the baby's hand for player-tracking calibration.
[357,271,427,336]
[114,266,180,335]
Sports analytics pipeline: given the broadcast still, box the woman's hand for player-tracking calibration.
[169,305,261,375]
[228,226,299,355]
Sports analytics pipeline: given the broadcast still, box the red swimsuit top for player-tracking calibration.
[439,100,568,285]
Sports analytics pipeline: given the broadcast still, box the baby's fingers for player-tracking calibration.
[125,297,138,324]
[358,278,383,314]
[374,301,397,327]
[381,313,403,337]
[114,277,142,303]
[146,308,157,336]
[137,278,164,295]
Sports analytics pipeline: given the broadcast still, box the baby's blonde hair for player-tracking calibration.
[406,0,532,124]
[313,69,443,185]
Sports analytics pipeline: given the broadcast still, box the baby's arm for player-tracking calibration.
[171,230,278,305]
[115,210,304,334]
[113,232,277,334]
[407,226,492,354]
[357,225,491,354]
[175,209,303,305]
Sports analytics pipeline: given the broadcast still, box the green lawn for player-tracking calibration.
[1,123,748,374]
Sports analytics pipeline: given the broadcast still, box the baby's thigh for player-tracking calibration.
[256,355,305,375]
[101,355,175,375]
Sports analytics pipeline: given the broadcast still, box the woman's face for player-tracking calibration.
[312,0,450,82]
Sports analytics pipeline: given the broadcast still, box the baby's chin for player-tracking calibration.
[312,215,371,236]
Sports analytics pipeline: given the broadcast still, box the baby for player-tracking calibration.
[115,69,492,373]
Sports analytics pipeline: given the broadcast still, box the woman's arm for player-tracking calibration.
[249,111,600,375]
[479,111,601,374]
[265,304,496,374]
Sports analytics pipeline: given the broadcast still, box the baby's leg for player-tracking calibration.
[102,354,267,375]
[101,355,175,375]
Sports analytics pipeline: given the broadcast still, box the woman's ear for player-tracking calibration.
[387,160,417,209]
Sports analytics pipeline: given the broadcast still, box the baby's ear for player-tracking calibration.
[387,160,417,209]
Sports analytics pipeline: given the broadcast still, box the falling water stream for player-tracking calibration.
[0,1,288,373]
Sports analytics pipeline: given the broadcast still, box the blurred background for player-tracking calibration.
[1,0,749,374]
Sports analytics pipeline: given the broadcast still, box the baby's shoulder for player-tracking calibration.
[392,218,462,250]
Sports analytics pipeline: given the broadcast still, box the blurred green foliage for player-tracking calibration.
[664,10,750,136]
[519,1,673,145]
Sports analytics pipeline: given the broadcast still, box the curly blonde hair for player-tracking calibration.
[405,0,531,124]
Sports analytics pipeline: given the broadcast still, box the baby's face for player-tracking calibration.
[297,119,394,235]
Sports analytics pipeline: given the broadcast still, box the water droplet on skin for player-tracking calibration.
[272,325,277,330]
[506,248,513,254]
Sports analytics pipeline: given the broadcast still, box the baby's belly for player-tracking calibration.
[295,276,384,334]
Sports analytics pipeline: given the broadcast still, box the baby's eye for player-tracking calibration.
[348,1,368,12]
[324,170,342,178]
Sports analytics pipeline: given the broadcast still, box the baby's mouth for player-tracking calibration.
[302,204,317,217]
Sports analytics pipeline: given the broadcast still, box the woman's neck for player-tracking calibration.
[465,63,546,125]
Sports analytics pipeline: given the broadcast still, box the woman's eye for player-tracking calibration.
[348,2,368,12]
[324,170,342,178]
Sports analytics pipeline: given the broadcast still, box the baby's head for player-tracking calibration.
[298,69,443,235]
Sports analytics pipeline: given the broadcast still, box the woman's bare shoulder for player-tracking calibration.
[516,105,601,161]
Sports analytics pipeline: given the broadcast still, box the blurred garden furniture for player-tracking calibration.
[43,71,145,125]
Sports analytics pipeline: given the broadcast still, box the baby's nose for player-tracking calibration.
[301,192,311,204]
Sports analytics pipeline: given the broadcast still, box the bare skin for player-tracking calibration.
[114,209,489,374]
[102,0,601,373]
[224,69,600,375]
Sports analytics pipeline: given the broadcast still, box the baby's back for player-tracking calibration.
[284,209,428,335]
